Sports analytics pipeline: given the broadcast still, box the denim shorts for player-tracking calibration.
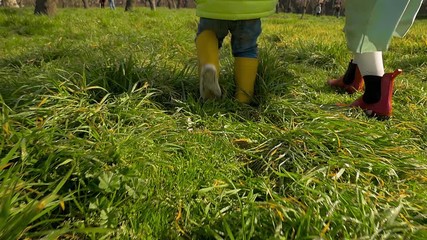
[197,17,262,58]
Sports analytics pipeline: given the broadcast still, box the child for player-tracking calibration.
[327,0,423,119]
[195,0,277,104]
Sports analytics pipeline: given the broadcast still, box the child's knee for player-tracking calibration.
[231,37,259,58]
[232,47,258,58]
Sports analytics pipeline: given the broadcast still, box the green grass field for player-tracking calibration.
[0,6,426,240]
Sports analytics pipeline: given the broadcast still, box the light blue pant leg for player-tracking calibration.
[345,0,423,53]
[394,0,424,37]
[109,0,115,9]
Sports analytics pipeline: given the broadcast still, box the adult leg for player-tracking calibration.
[332,0,420,118]
[353,51,384,105]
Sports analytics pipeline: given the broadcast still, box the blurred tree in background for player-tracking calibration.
[2,0,19,7]
[0,0,426,16]
[34,0,56,15]
[125,0,134,11]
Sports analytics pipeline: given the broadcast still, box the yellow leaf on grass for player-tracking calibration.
[60,200,65,211]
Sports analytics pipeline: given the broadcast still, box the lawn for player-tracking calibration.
[0,6,426,239]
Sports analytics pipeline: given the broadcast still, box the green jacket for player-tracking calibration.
[196,0,277,20]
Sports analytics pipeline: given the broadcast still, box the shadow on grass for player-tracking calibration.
[80,46,298,124]
[0,8,56,37]
[0,46,75,106]
[0,44,298,125]
[0,7,23,15]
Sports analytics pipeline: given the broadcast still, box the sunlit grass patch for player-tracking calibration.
[0,7,426,239]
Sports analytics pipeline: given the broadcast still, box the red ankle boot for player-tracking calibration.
[327,61,364,94]
[351,69,402,119]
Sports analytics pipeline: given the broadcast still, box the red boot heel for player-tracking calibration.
[327,60,364,94]
[351,69,402,120]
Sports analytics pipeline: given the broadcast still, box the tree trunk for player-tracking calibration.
[167,0,176,9]
[34,0,56,15]
[148,0,156,10]
[301,0,307,19]
[3,0,20,7]
[322,2,326,15]
[82,0,88,8]
[125,0,134,11]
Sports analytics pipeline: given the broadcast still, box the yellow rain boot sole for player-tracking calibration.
[200,64,221,100]
[196,30,221,100]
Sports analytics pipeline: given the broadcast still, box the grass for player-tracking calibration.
[0,6,426,240]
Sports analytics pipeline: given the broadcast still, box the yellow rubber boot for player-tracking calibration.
[196,30,221,100]
[234,57,258,104]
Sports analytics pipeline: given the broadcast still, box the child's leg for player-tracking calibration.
[196,18,228,100]
[230,19,261,104]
